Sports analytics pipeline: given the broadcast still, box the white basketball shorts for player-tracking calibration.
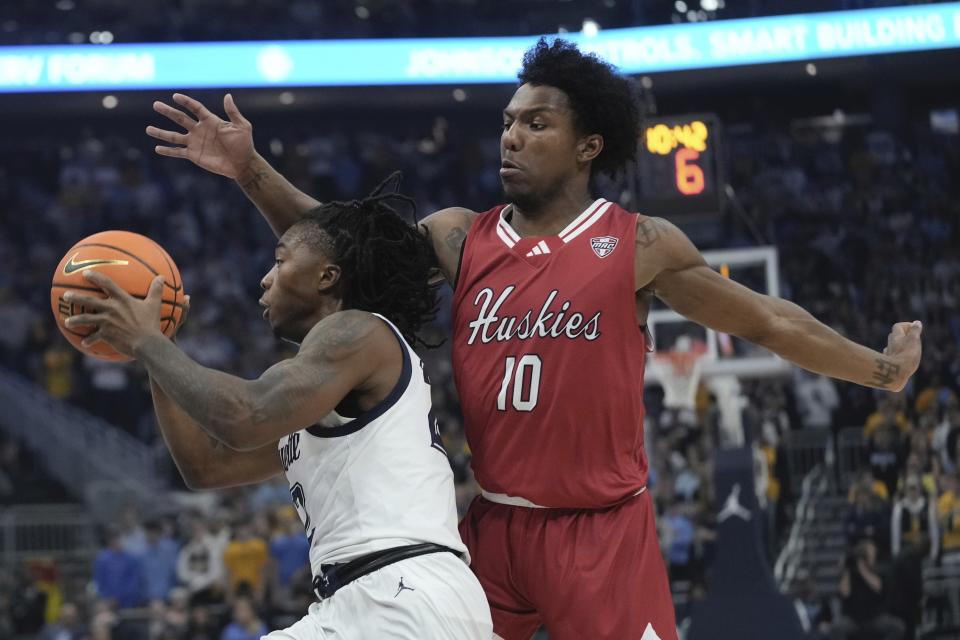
[263,551,492,639]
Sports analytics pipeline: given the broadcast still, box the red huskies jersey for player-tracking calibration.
[452,198,648,509]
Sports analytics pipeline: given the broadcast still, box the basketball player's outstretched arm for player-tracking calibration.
[148,93,476,283]
[147,93,320,237]
[149,377,283,489]
[635,217,922,392]
[64,273,389,448]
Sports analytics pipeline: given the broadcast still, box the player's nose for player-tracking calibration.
[501,122,521,152]
[260,267,274,290]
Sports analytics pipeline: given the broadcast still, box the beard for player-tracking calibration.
[502,176,564,215]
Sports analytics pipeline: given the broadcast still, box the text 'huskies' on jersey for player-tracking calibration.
[452,199,650,509]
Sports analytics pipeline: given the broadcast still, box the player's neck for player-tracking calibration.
[509,191,596,238]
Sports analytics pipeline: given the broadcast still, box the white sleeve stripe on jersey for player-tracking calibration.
[561,201,614,243]
[557,198,607,239]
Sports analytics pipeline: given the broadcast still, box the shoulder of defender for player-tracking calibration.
[632,214,706,288]
[634,214,683,251]
[419,207,478,233]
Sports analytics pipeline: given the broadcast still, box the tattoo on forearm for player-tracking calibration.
[240,169,268,193]
[444,226,467,255]
[867,358,901,389]
[636,218,670,249]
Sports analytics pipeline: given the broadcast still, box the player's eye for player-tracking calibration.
[502,121,512,132]
[530,122,546,131]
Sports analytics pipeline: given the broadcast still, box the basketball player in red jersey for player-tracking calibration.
[148,38,923,640]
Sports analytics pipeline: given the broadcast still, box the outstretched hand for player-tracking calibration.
[878,320,922,392]
[64,272,166,358]
[146,93,255,179]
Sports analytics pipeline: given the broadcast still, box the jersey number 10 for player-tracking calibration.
[497,355,542,412]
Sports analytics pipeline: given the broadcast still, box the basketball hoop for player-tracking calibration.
[650,340,709,411]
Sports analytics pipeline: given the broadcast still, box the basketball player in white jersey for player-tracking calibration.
[63,177,493,639]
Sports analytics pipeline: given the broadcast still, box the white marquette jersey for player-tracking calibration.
[277,314,466,578]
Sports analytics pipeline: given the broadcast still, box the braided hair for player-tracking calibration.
[289,173,440,347]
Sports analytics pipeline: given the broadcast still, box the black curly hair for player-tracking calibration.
[517,37,641,178]
[289,173,439,347]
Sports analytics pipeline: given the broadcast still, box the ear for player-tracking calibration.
[317,264,342,293]
[577,134,603,164]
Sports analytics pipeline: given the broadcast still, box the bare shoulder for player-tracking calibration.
[420,207,480,284]
[634,214,707,290]
[420,207,479,253]
[299,310,392,363]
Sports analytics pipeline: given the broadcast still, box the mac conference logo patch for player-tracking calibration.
[590,236,619,258]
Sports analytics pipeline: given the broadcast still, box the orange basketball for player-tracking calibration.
[50,230,186,362]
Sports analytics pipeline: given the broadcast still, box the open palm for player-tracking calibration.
[146,93,255,179]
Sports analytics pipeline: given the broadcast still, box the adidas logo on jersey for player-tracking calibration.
[525,240,551,257]
[590,236,619,258]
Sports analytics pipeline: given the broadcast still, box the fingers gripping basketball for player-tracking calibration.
[50,230,186,361]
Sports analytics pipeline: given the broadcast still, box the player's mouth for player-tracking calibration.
[500,159,522,179]
[259,299,270,320]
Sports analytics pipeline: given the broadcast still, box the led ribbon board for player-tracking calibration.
[1,2,958,92]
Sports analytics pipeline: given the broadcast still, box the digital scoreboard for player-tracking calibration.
[636,114,722,217]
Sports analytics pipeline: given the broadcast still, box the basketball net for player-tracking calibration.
[650,347,708,411]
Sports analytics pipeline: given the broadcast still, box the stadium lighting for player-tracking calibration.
[452,88,467,102]
[582,19,600,37]
[675,1,688,12]
[278,91,295,105]
[806,63,818,76]
[101,95,117,109]
[355,6,370,19]
[701,0,719,11]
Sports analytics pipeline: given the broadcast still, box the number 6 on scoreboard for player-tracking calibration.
[497,355,542,412]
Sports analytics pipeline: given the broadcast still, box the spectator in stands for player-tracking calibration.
[92,527,144,609]
[118,505,148,556]
[848,468,889,504]
[845,470,889,550]
[794,370,840,431]
[220,596,266,640]
[897,450,937,497]
[661,501,696,580]
[268,513,310,599]
[791,570,832,640]
[146,599,167,640]
[867,424,904,499]
[864,396,911,439]
[163,587,191,638]
[38,601,83,640]
[177,517,225,606]
[189,603,221,640]
[891,474,939,561]
[141,519,180,604]
[889,474,937,638]
[833,539,905,640]
[937,473,960,563]
[88,599,117,640]
[222,520,269,605]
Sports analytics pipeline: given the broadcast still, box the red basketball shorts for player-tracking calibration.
[458,489,678,640]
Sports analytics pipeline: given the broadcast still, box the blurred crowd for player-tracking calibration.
[0,89,957,638]
[0,493,313,640]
